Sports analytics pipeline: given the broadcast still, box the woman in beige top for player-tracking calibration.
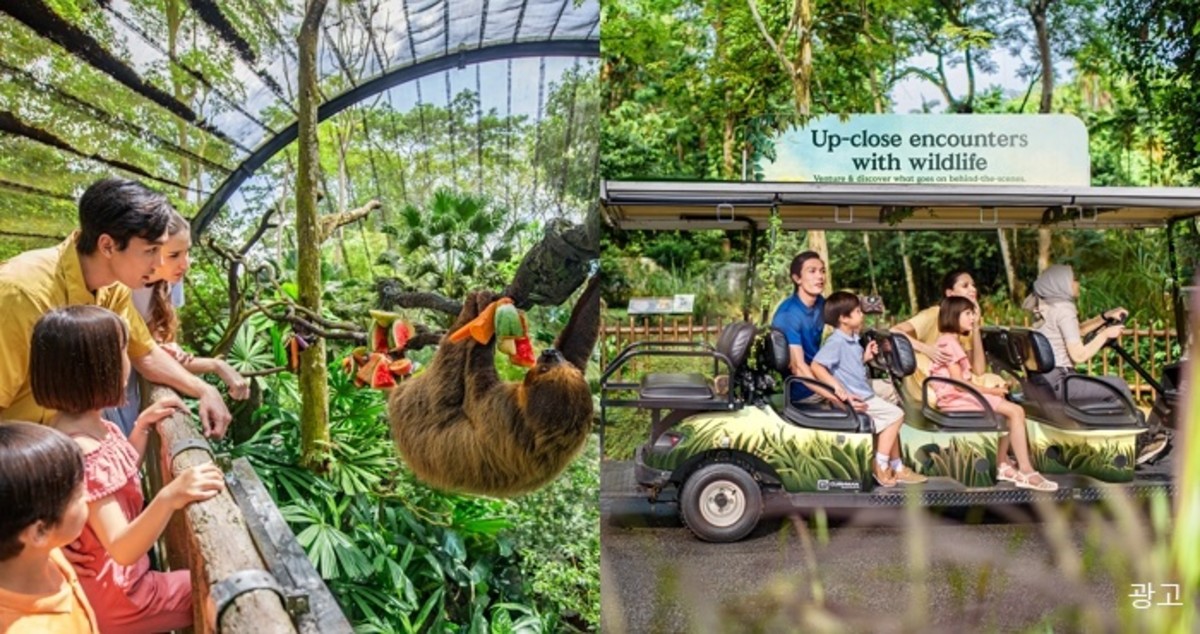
[891,269,988,400]
[1022,264,1132,406]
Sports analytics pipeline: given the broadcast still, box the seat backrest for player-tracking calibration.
[886,332,917,377]
[763,327,791,374]
[715,321,758,370]
[981,326,1022,375]
[863,329,916,377]
[1008,327,1056,374]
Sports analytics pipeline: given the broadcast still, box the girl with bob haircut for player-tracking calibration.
[105,211,249,435]
[30,306,226,633]
[891,269,1005,401]
[928,296,1058,491]
[0,422,98,633]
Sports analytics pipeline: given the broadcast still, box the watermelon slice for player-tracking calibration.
[494,303,524,338]
[356,354,382,386]
[371,357,397,388]
[391,321,412,351]
[512,336,537,368]
[368,309,399,326]
[351,346,370,364]
[372,323,389,353]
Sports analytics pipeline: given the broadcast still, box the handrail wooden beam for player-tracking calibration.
[145,383,295,633]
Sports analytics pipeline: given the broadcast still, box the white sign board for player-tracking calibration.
[628,295,696,315]
[764,114,1090,186]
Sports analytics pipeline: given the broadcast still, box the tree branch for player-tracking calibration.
[747,0,796,78]
[318,199,382,242]
[375,279,463,314]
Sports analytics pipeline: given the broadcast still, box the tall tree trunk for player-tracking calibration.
[1031,0,1055,114]
[747,0,813,116]
[900,231,918,312]
[806,230,831,291]
[796,0,813,116]
[297,0,330,472]
[998,228,1018,301]
[1031,0,1056,269]
[1038,229,1052,273]
[723,112,736,179]
[333,123,355,277]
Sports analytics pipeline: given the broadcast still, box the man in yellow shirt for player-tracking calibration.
[0,178,231,437]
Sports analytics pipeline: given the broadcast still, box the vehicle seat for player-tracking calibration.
[1006,328,1142,428]
[763,328,872,433]
[863,329,917,379]
[638,321,756,401]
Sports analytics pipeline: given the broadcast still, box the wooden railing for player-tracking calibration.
[142,384,352,633]
[602,316,1185,403]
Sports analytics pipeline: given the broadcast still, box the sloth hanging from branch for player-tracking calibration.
[383,215,601,497]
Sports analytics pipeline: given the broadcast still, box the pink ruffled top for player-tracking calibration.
[928,334,982,411]
[69,421,149,588]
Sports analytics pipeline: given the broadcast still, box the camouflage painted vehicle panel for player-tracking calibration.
[1026,422,1138,483]
[641,406,875,493]
[900,426,1001,488]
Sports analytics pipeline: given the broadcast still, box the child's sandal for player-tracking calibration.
[996,461,1019,483]
[1014,470,1058,492]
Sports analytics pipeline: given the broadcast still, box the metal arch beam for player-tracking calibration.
[192,38,600,236]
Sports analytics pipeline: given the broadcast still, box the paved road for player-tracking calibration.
[600,460,1171,633]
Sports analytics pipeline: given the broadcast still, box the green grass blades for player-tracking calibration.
[1033,440,1136,483]
[915,435,997,488]
[645,414,871,492]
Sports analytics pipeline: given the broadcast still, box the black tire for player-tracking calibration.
[679,463,763,543]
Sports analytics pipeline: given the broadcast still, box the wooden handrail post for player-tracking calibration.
[146,384,294,633]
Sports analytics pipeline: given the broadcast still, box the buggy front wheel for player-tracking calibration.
[680,463,763,542]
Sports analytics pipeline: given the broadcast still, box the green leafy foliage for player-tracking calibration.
[215,354,598,632]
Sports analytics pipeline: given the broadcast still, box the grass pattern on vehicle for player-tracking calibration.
[642,410,873,492]
[1031,440,1136,482]
[904,435,998,488]
[758,429,872,492]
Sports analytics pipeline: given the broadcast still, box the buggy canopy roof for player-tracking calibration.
[601,180,1200,231]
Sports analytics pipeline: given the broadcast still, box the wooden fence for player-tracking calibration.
[602,316,1184,404]
[143,384,352,633]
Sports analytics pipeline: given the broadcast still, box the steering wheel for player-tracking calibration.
[1085,310,1127,346]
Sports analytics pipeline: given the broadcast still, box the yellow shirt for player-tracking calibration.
[0,548,100,634]
[0,232,156,423]
[899,306,973,401]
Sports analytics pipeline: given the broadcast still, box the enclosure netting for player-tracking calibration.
[0,0,599,245]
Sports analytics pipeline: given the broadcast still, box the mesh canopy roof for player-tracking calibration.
[0,0,599,242]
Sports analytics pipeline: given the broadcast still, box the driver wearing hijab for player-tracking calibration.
[1023,264,1132,406]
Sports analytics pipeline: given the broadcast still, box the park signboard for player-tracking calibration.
[628,295,696,315]
[764,114,1090,186]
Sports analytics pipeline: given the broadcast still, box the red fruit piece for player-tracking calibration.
[372,324,389,353]
[512,336,536,368]
[392,321,412,351]
[371,357,397,388]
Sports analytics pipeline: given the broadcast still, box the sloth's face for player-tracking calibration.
[525,348,579,386]
[523,353,592,424]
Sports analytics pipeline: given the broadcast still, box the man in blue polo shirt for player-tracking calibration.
[770,251,829,403]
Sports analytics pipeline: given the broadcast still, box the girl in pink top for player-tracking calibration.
[30,306,225,633]
[928,297,1057,492]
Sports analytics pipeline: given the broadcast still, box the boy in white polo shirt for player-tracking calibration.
[811,291,926,487]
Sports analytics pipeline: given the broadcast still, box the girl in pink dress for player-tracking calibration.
[29,306,225,633]
[928,297,1057,492]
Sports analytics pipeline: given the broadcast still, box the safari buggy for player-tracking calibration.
[599,181,1196,542]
